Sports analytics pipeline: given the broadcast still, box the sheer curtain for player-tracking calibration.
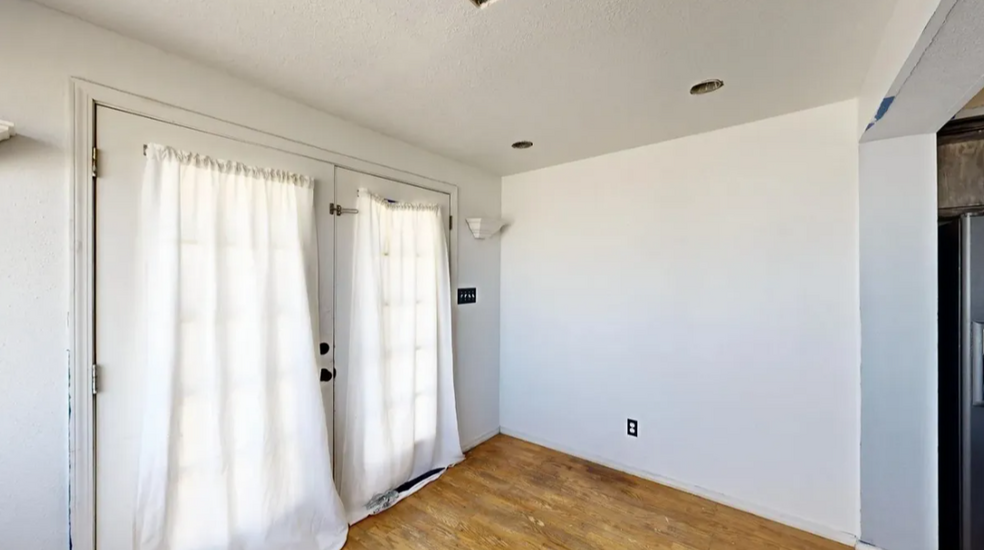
[339,190,464,524]
[134,144,348,550]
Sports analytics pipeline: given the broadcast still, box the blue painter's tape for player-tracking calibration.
[875,96,895,122]
[864,96,896,134]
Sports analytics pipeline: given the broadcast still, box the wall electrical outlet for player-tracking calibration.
[627,419,638,438]
[457,288,477,304]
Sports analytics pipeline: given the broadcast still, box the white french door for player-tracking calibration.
[93,106,337,550]
[331,168,452,488]
[92,106,454,549]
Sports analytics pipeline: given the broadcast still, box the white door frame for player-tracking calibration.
[68,78,459,550]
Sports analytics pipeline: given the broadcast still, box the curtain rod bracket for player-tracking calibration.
[329,203,358,216]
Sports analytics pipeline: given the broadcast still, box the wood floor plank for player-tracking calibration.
[345,435,850,550]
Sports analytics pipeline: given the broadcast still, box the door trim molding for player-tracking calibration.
[69,78,459,550]
[69,78,97,550]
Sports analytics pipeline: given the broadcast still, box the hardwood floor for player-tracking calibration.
[344,435,849,550]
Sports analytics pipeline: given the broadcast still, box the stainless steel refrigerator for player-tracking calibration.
[939,215,984,550]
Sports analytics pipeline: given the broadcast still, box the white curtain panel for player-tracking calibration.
[134,144,348,550]
[339,190,464,524]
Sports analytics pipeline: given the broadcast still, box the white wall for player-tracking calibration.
[0,2,500,548]
[501,100,862,540]
[858,135,938,550]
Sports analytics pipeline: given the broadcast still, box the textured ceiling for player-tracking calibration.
[35,0,897,175]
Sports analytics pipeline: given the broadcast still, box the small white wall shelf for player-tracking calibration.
[0,121,15,143]
[465,218,506,240]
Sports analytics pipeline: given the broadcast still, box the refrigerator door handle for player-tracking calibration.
[973,322,984,407]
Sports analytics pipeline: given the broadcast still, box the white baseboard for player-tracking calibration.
[855,542,883,550]
[500,427,859,547]
[461,426,500,452]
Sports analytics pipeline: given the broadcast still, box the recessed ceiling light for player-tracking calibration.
[690,79,725,96]
[511,141,534,150]
[470,0,501,8]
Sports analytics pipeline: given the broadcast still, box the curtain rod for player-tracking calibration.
[140,143,359,215]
